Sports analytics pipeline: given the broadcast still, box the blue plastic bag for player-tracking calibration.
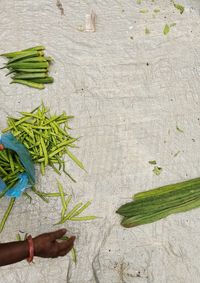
[0,177,6,191]
[0,132,35,198]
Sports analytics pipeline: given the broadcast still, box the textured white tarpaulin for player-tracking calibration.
[0,0,200,282]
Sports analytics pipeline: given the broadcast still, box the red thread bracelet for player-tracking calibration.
[0,144,4,151]
[26,235,34,263]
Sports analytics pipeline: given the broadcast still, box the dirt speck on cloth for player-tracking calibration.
[56,0,64,15]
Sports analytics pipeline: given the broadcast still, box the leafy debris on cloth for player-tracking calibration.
[148,160,157,165]
[173,2,185,14]
[153,166,162,176]
[163,24,170,35]
[176,125,184,133]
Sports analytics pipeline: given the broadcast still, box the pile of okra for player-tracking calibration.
[0,45,53,89]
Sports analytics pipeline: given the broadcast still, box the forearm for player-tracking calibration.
[0,229,75,266]
[0,241,29,266]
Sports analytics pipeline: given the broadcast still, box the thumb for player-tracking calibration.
[49,229,67,240]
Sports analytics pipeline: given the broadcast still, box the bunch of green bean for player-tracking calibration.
[0,149,25,187]
[0,149,25,233]
[2,104,84,179]
[56,181,97,224]
[0,45,53,89]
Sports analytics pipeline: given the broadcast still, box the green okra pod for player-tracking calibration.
[13,73,47,80]
[7,51,44,64]
[11,79,45,89]
[11,68,48,73]
[19,57,48,63]
[22,46,45,52]
[0,46,45,57]
[7,62,49,69]
[30,77,54,84]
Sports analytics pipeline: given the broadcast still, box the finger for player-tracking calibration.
[58,240,75,256]
[59,249,71,257]
[58,236,76,252]
[49,229,67,241]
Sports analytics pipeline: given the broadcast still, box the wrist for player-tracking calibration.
[26,235,34,263]
[33,237,40,257]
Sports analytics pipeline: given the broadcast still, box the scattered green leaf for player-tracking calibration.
[149,160,157,165]
[174,3,184,14]
[176,125,184,133]
[145,28,150,35]
[174,151,180,157]
[153,166,162,176]
[140,9,148,13]
[163,24,170,35]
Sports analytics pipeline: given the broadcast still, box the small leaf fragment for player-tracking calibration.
[163,24,170,35]
[174,3,184,14]
[149,160,157,165]
[174,150,180,157]
[176,125,184,133]
[140,9,148,13]
[145,28,150,35]
[153,166,162,176]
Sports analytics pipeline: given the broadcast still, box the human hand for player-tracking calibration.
[33,229,75,258]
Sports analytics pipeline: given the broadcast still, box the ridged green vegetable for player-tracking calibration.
[0,45,53,89]
[22,46,45,52]
[19,57,48,63]
[11,79,45,89]
[9,68,48,73]
[7,62,49,69]
[8,51,44,64]
[0,45,45,57]
[117,178,200,228]
[30,77,54,83]
[13,73,47,80]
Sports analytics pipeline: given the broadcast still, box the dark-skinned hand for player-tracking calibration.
[33,229,75,258]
